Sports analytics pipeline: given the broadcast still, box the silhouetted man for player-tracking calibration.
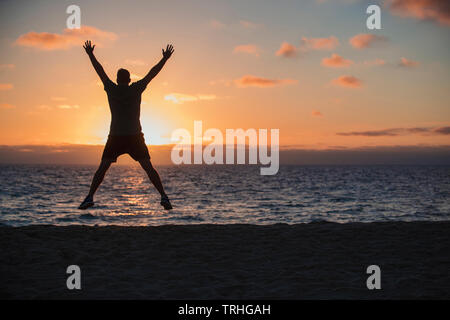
[79,40,174,210]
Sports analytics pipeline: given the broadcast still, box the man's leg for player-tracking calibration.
[88,159,113,198]
[138,159,172,210]
[138,159,167,197]
[79,160,112,209]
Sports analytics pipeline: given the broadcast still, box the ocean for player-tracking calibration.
[0,164,449,226]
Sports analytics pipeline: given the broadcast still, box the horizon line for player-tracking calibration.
[1,143,450,151]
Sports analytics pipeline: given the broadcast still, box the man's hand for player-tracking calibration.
[162,44,174,60]
[83,40,95,55]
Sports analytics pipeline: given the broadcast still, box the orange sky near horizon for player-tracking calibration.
[0,0,449,150]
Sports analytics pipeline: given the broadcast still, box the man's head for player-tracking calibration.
[117,68,131,85]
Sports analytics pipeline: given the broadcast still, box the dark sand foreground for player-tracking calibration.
[1,222,449,299]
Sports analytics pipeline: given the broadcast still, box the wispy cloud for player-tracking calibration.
[0,64,15,71]
[349,33,387,49]
[311,110,323,117]
[210,19,226,29]
[0,103,15,109]
[0,83,13,91]
[332,75,363,88]
[300,36,339,50]
[164,93,217,104]
[434,126,450,135]
[398,57,419,68]
[277,36,339,57]
[58,104,79,109]
[234,75,298,88]
[385,0,450,26]
[233,44,261,57]
[15,25,117,51]
[321,53,353,67]
[275,42,298,58]
[337,126,450,136]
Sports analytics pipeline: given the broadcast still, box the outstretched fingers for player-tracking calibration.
[165,44,174,55]
[162,44,174,58]
[83,40,95,53]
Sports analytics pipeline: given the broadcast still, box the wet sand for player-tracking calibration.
[1,221,449,299]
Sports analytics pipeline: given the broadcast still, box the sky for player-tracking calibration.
[0,0,449,155]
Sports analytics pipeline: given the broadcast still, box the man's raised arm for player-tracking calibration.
[138,44,174,87]
[83,40,111,85]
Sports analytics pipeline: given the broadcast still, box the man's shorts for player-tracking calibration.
[101,133,150,162]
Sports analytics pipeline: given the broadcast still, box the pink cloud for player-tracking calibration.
[234,75,298,88]
[0,83,13,91]
[15,26,117,51]
[386,0,450,26]
[233,44,261,57]
[300,36,339,50]
[332,75,363,88]
[398,57,419,67]
[321,53,353,67]
[275,42,298,58]
[349,34,387,49]
[311,110,323,117]
[210,19,226,29]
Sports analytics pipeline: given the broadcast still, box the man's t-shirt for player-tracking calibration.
[104,80,147,136]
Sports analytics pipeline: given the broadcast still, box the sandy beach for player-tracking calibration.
[1,221,449,299]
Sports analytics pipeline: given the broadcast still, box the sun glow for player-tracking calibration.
[140,112,174,146]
